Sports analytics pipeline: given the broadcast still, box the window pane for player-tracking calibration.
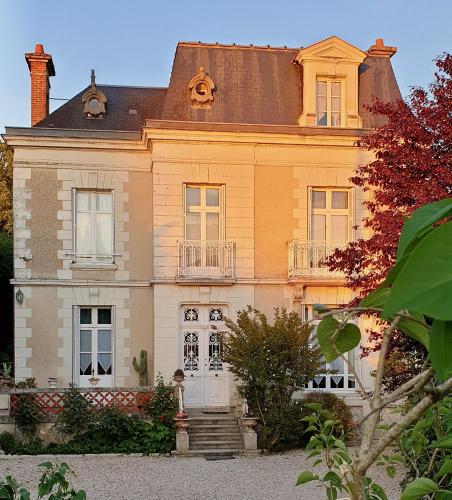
[80,308,92,325]
[311,214,326,241]
[97,308,111,325]
[312,190,326,209]
[186,212,201,240]
[96,213,113,256]
[80,354,92,375]
[317,81,327,96]
[76,213,92,255]
[330,357,344,374]
[206,188,219,207]
[206,213,219,240]
[331,112,341,127]
[98,353,112,375]
[98,330,112,352]
[331,96,341,112]
[331,215,348,241]
[96,193,112,212]
[331,82,341,97]
[77,192,91,211]
[317,112,327,126]
[332,191,348,209]
[80,329,92,352]
[186,187,200,209]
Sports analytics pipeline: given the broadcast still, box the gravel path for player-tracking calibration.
[0,451,401,499]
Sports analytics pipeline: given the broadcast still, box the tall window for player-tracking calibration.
[74,191,113,262]
[310,189,351,243]
[185,185,223,241]
[316,80,342,127]
[304,306,357,391]
[78,307,113,386]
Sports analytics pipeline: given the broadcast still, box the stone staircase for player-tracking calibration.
[187,409,244,454]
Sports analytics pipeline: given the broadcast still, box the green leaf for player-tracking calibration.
[296,471,319,486]
[323,471,341,485]
[313,303,331,313]
[396,313,429,349]
[317,317,361,362]
[433,434,452,449]
[386,465,396,478]
[436,492,452,500]
[397,198,452,261]
[360,286,390,309]
[434,459,452,479]
[400,477,439,499]
[370,483,388,500]
[429,320,452,380]
[384,221,452,321]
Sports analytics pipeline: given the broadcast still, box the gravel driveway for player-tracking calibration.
[0,451,401,499]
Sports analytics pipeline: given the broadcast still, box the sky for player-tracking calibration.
[1,0,451,133]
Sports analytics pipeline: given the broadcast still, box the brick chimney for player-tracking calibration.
[367,38,397,58]
[25,44,55,126]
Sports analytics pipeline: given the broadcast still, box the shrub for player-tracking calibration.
[0,432,17,454]
[55,386,93,438]
[221,307,322,451]
[396,395,452,491]
[11,393,40,437]
[300,392,355,444]
[145,374,178,427]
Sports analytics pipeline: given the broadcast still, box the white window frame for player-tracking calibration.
[316,79,345,127]
[72,189,115,263]
[308,187,355,243]
[183,184,225,241]
[73,306,115,385]
[302,305,360,392]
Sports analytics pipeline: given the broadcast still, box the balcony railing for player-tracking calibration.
[177,240,234,280]
[288,240,347,279]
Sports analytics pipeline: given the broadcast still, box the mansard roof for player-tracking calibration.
[36,39,400,131]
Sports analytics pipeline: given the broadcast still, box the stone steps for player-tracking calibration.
[187,410,244,453]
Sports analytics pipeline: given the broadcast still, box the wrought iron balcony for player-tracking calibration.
[288,240,347,279]
[177,240,235,280]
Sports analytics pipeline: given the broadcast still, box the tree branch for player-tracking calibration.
[358,376,452,473]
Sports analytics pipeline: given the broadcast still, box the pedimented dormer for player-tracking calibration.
[294,36,367,128]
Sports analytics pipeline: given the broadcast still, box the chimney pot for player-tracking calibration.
[35,43,44,54]
[367,38,397,58]
[375,38,384,47]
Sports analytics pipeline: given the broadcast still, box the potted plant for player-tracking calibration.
[88,369,100,387]
[47,377,58,388]
[173,369,185,383]
[0,362,13,388]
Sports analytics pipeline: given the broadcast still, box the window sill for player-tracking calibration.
[70,262,118,271]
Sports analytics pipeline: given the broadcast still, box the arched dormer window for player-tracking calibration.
[82,70,107,119]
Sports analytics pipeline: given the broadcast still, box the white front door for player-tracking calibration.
[77,307,113,387]
[180,305,229,407]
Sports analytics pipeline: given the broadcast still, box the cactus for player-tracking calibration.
[132,350,148,386]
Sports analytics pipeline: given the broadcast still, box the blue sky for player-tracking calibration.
[1,0,451,133]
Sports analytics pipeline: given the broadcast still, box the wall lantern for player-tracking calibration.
[15,288,24,305]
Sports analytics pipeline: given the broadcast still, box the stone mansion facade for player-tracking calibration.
[4,36,400,409]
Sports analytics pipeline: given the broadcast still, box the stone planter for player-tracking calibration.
[89,376,100,386]
[47,377,57,388]
[240,416,258,451]
[174,416,190,453]
[242,417,258,431]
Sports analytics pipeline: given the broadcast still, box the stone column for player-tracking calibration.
[241,417,258,451]
[174,417,190,453]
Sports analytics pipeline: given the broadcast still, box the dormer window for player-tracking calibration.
[316,80,342,127]
[82,70,107,119]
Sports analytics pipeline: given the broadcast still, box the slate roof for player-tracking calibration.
[36,41,400,131]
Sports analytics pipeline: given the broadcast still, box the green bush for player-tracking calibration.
[145,374,178,427]
[221,307,322,451]
[0,432,17,454]
[396,395,452,491]
[300,392,355,444]
[11,394,40,437]
[55,386,93,438]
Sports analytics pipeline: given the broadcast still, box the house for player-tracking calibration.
[4,36,399,412]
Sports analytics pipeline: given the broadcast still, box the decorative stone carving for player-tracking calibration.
[189,66,215,108]
[82,70,107,118]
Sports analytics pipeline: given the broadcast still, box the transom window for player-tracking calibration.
[310,188,351,243]
[74,190,114,263]
[316,80,342,127]
[184,185,223,241]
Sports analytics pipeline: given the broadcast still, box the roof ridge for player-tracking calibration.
[94,84,168,90]
[178,41,300,52]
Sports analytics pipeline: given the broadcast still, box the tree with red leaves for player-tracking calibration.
[327,53,452,389]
